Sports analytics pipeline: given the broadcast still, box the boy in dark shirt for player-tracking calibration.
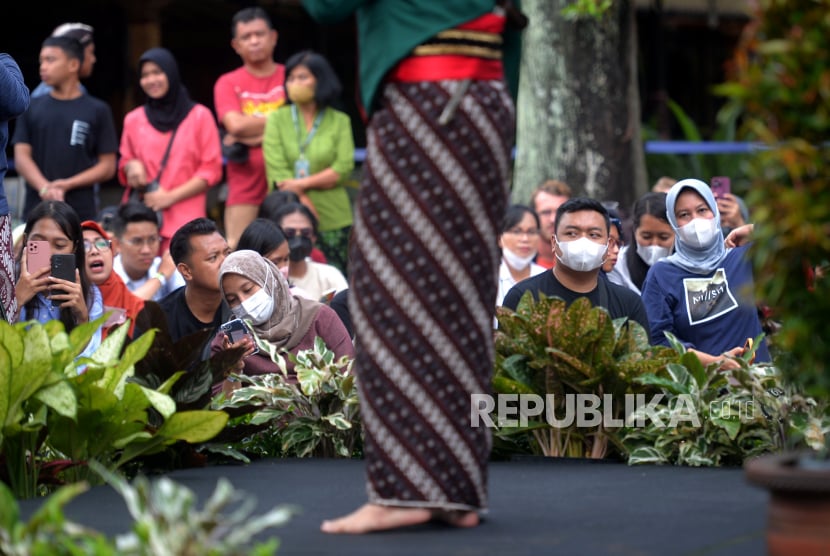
[12,35,116,222]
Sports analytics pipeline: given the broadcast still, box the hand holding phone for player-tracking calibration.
[50,253,76,308]
[711,176,731,199]
[26,241,51,275]
[221,318,259,356]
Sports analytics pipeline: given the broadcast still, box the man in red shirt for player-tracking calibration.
[214,7,286,249]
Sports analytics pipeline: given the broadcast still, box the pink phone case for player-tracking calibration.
[26,241,51,274]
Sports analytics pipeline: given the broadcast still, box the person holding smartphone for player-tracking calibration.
[212,249,353,389]
[15,201,103,361]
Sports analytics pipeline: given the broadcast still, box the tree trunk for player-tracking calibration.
[513,0,647,214]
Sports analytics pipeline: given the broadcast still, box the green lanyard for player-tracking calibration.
[291,104,324,158]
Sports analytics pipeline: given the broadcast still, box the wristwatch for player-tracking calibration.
[153,271,167,288]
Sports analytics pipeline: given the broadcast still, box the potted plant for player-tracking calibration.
[718,0,830,552]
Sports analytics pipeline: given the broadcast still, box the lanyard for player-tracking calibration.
[291,104,324,156]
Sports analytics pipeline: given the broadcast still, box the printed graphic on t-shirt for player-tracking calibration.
[70,120,90,147]
[239,86,285,117]
[683,268,738,326]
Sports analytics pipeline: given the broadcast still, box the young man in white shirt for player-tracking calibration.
[110,201,184,301]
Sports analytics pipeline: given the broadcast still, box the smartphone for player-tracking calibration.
[220,318,259,356]
[26,240,51,275]
[50,253,76,307]
[711,176,731,199]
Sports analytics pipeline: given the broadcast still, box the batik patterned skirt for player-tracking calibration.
[349,79,514,511]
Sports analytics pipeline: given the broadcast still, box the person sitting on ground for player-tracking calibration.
[496,204,545,308]
[213,250,354,386]
[236,217,313,299]
[601,211,624,274]
[158,218,231,343]
[111,201,184,301]
[608,192,674,295]
[530,179,572,269]
[641,179,770,368]
[15,201,103,359]
[270,202,347,300]
[502,197,650,332]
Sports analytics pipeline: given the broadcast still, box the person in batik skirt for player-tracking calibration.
[302,0,524,534]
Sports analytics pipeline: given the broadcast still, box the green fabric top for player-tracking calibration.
[263,105,355,231]
[302,0,522,113]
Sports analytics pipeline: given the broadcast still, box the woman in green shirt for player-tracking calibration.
[263,51,354,276]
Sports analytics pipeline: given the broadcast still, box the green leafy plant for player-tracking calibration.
[622,333,828,466]
[642,99,751,191]
[0,318,229,498]
[212,337,361,459]
[0,462,294,556]
[716,0,830,422]
[494,294,677,458]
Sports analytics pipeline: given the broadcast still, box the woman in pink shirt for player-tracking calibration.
[118,48,222,253]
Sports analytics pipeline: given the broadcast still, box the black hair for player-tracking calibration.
[237,218,287,256]
[625,192,670,290]
[42,35,84,65]
[269,202,319,237]
[21,201,91,332]
[169,218,219,266]
[260,190,301,220]
[501,204,540,234]
[231,7,273,37]
[607,208,624,241]
[284,50,342,109]
[554,197,610,236]
[111,201,159,238]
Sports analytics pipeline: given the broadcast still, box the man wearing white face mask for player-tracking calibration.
[502,198,650,332]
[641,179,770,369]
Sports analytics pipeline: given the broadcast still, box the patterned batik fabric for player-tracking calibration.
[0,215,18,322]
[349,79,515,511]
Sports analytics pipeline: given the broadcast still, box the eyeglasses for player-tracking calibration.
[84,238,111,252]
[124,235,161,248]
[608,237,625,249]
[505,227,540,238]
[282,227,313,239]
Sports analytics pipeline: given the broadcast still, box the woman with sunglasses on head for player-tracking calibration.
[15,201,103,361]
[496,205,545,308]
[641,179,769,369]
[608,192,675,295]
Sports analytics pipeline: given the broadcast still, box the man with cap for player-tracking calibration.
[31,22,96,98]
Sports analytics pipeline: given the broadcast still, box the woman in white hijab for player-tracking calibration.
[641,179,769,369]
[214,250,353,380]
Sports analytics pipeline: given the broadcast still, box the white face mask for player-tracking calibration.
[555,236,607,272]
[636,243,672,266]
[502,246,537,271]
[233,287,274,326]
[677,218,719,249]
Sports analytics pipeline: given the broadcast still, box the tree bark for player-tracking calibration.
[513,0,647,213]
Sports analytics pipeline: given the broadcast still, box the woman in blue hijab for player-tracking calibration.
[641,178,770,368]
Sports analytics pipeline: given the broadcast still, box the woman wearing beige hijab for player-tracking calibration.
[214,250,353,379]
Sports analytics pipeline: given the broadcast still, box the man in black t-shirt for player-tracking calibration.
[502,197,650,332]
[12,35,116,221]
[159,218,231,343]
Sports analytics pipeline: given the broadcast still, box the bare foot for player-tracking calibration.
[320,503,480,534]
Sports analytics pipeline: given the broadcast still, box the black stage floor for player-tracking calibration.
[21,458,768,555]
